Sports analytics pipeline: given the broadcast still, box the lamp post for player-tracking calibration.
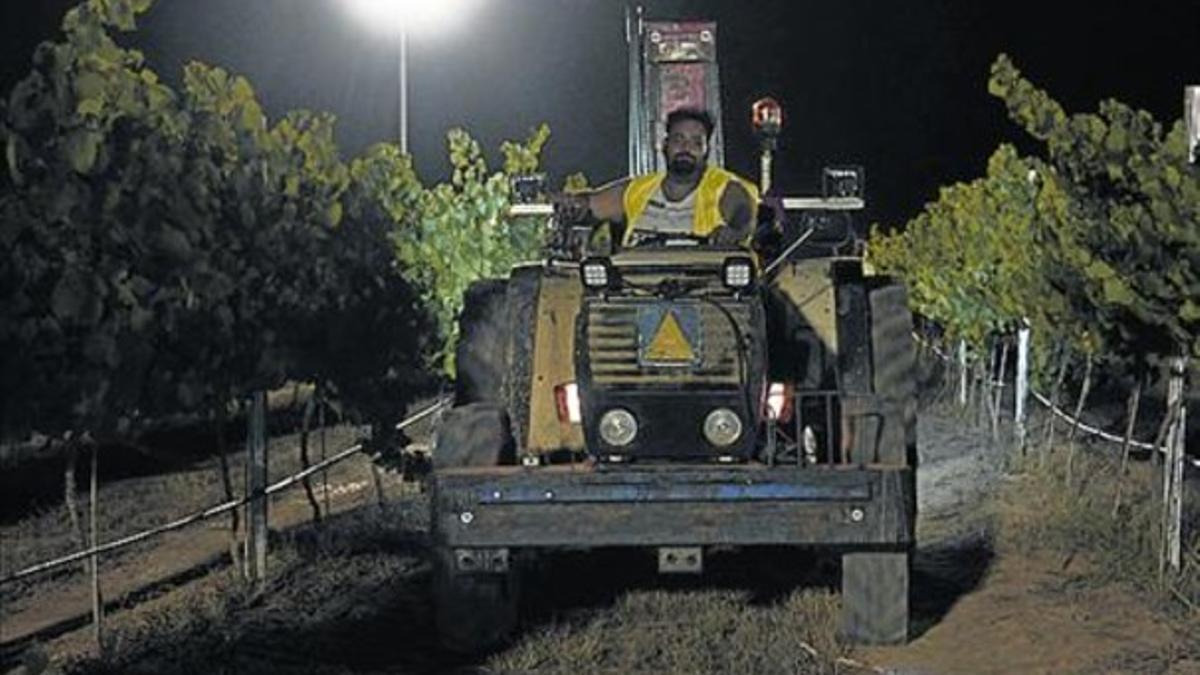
[399,26,408,154]
[345,0,479,154]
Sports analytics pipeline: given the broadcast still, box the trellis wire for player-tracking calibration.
[0,398,449,586]
[917,333,1198,469]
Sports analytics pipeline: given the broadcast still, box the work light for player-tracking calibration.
[581,258,614,289]
[722,257,754,289]
[822,165,864,199]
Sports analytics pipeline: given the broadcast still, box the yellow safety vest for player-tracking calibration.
[621,166,759,247]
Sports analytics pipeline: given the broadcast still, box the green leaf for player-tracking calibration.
[327,201,343,227]
[1180,300,1200,322]
[1101,276,1135,306]
[65,129,104,174]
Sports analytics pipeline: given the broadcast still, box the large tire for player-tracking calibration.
[843,281,915,646]
[456,279,510,405]
[841,550,910,644]
[868,280,918,468]
[433,546,521,653]
[432,403,514,470]
[431,404,521,649]
[436,277,533,651]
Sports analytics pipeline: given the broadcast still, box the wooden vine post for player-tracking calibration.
[89,444,103,653]
[244,391,269,583]
[1112,378,1143,517]
[1161,355,1187,577]
[990,336,1009,442]
[958,339,969,407]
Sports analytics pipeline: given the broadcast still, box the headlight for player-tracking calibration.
[599,408,638,446]
[722,257,754,289]
[581,258,613,289]
[703,408,743,447]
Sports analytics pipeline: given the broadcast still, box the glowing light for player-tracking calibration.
[345,0,479,35]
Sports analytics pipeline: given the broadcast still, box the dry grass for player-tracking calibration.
[1,425,366,605]
[994,442,1200,624]
[43,518,855,674]
[491,585,849,674]
[57,500,431,675]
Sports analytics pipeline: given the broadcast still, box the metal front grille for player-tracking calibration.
[585,299,751,386]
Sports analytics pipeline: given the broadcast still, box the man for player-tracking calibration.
[555,108,758,248]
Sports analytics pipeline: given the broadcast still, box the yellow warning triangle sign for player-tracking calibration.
[645,310,695,363]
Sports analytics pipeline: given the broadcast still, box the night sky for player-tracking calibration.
[2,0,1197,227]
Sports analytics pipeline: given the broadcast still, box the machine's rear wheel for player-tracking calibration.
[840,549,911,644]
[433,547,521,653]
[869,279,919,532]
[868,280,918,468]
[837,280,914,645]
[456,279,510,405]
[454,271,541,453]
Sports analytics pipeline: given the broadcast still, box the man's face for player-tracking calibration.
[663,118,709,177]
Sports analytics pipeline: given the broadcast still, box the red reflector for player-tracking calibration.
[765,382,793,424]
[554,382,581,424]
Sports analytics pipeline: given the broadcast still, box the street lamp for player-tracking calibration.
[345,0,480,155]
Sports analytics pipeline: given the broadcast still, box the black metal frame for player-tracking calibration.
[432,464,914,549]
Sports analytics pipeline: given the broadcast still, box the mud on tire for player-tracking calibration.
[502,267,541,454]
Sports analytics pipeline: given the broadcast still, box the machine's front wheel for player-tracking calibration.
[430,401,521,650]
[840,549,911,645]
[432,547,521,653]
[431,403,514,470]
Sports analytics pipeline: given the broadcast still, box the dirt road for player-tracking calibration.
[864,410,1198,675]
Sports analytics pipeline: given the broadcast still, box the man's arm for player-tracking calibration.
[551,178,629,225]
[711,181,756,246]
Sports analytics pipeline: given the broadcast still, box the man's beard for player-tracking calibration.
[668,154,700,176]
